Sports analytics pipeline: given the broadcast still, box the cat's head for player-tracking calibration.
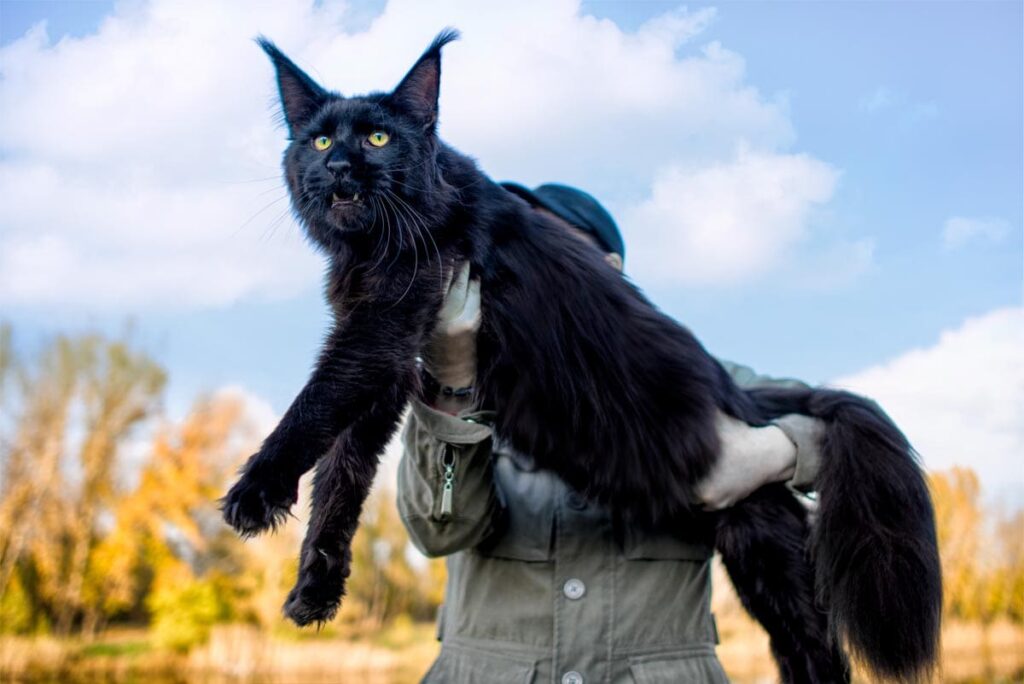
[260,30,458,255]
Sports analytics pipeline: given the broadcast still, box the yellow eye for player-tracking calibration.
[367,131,390,147]
[312,135,332,151]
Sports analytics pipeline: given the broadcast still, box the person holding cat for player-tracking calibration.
[398,183,826,684]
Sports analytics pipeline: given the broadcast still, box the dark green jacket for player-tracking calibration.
[397,361,821,684]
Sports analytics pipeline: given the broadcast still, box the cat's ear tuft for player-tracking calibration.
[390,28,460,132]
[257,36,328,137]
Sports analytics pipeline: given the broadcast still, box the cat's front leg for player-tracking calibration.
[222,318,370,537]
[219,433,312,538]
[221,383,344,537]
[222,298,428,537]
[220,425,320,537]
[283,385,410,625]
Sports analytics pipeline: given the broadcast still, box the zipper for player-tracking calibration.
[439,445,456,520]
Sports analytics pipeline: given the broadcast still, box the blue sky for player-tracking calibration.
[1,0,1021,497]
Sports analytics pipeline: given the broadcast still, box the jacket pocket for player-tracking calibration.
[629,649,729,683]
[422,644,536,684]
[622,524,713,561]
[475,454,556,561]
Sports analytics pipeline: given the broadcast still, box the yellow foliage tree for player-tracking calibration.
[341,487,445,630]
[0,330,165,636]
[929,467,1024,624]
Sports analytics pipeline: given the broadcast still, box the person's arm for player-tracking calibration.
[397,399,504,557]
[401,261,825,524]
[696,359,825,509]
[396,264,506,557]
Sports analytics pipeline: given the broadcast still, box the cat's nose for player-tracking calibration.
[326,159,352,177]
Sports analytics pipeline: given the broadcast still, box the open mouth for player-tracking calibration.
[331,192,362,208]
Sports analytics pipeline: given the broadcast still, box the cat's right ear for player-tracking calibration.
[257,37,328,137]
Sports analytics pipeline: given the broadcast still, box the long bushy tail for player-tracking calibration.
[749,387,942,682]
[716,484,850,684]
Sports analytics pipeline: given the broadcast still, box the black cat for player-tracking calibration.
[221,30,941,683]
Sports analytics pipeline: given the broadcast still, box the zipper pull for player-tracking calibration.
[439,447,456,520]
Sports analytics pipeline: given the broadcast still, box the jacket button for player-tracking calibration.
[565,492,587,510]
[562,672,584,684]
[563,578,586,600]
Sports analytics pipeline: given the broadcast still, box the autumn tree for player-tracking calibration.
[929,467,1024,624]
[0,325,450,645]
[0,329,165,635]
[342,486,445,630]
[90,393,252,640]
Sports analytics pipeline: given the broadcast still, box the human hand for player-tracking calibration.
[696,411,799,510]
[422,262,481,411]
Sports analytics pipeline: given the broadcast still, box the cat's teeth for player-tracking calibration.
[330,191,359,206]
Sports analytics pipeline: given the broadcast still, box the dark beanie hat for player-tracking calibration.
[501,182,625,259]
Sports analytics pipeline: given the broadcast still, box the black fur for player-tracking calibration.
[221,30,941,682]
[715,485,849,684]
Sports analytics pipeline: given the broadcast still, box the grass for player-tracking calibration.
[80,640,152,658]
[1,619,1022,683]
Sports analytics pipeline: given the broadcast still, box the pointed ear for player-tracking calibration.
[257,36,328,136]
[390,28,459,131]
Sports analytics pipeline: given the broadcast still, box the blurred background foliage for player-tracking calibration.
[0,325,445,650]
[0,325,1021,681]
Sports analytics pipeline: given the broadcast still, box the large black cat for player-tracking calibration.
[221,31,941,683]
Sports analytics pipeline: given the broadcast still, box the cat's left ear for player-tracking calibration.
[257,36,328,137]
[390,28,460,132]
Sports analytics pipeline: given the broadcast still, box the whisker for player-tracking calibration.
[370,197,386,259]
[394,226,419,307]
[387,198,419,309]
[263,194,316,243]
[384,157,435,175]
[386,189,447,297]
[222,175,287,185]
[232,193,290,238]
[371,196,394,273]
[261,206,294,243]
[382,194,406,273]
[255,182,288,199]
[368,197,391,273]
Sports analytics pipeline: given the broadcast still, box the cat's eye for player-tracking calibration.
[312,135,332,151]
[367,131,390,148]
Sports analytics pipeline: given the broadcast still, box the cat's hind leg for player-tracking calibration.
[714,484,849,684]
[283,393,409,626]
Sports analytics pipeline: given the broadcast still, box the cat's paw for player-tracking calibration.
[282,544,351,627]
[220,467,297,538]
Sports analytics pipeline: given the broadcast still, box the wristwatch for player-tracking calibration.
[416,359,474,402]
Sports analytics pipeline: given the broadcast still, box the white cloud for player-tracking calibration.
[623,146,840,284]
[211,384,281,444]
[943,215,1011,249]
[859,86,938,124]
[0,0,847,310]
[859,87,894,113]
[788,236,875,289]
[834,307,1024,500]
